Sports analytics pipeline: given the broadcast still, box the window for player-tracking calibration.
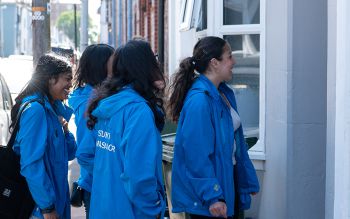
[224,34,260,141]
[177,0,266,156]
[223,0,260,25]
[0,76,12,111]
[192,0,207,32]
[0,79,4,110]
[179,0,195,31]
[217,0,265,155]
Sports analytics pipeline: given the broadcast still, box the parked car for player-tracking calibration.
[0,72,13,146]
[0,55,33,100]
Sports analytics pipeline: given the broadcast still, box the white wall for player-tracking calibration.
[168,0,197,77]
[259,0,291,217]
[287,0,328,217]
[326,0,350,218]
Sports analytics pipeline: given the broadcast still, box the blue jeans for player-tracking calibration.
[82,190,91,219]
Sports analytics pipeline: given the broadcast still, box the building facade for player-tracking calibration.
[168,0,349,218]
[0,0,32,57]
[101,0,349,218]
[100,0,169,74]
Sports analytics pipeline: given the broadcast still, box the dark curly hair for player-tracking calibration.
[86,40,165,130]
[10,53,72,130]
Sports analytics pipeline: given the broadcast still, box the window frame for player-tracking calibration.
[216,0,266,158]
[181,0,266,159]
[179,0,195,31]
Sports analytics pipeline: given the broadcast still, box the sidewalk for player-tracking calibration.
[71,206,85,219]
[69,118,86,219]
[69,158,86,219]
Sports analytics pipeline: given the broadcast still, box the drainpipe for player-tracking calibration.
[127,0,132,40]
[111,0,117,47]
[118,0,122,45]
[73,4,77,50]
[80,0,88,52]
[157,0,164,69]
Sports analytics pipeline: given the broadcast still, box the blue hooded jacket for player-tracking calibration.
[171,75,259,217]
[13,93,77,219]
[77,87,166,219]
[68,85,94,192]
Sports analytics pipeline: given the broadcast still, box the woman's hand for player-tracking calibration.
[58,116,69,133]
[43,210,59,219]
[209,201,227,218]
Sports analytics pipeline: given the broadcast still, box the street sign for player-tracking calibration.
[51,0,81,4]
[32,11,45,21]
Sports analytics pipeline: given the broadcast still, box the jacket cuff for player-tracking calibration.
[207,196,225,207]
[40,204,55,214]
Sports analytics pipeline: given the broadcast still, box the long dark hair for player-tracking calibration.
[168,36,227,122]
[87,40,165,129]
[10,54,72,130]
[73,44,114,88]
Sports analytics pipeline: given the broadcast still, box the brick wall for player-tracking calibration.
[114,0,168,74]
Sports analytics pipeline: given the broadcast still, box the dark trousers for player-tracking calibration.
[189,214,233,219]
[82,190,91,219]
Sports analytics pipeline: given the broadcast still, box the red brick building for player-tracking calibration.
[104,0,169,74]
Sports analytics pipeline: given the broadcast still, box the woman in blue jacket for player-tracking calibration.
[68,44,114,218]
[11,54,77,219]
[168,36,259,219]
[77,40,166,219]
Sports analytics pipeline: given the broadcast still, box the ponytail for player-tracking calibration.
[168,57,197,122]
[167,36,227,122]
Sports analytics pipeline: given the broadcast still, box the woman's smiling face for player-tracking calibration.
[49,71,73,101]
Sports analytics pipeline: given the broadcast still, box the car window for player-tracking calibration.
[0,56,33,96]
[0,76,13,110]
[0,79,4,110]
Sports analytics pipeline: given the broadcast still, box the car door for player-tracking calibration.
[0,74,13,146]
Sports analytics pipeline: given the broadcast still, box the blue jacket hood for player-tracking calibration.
[68,85,93,113]
[92,86,147,120]
[189,74,236,108]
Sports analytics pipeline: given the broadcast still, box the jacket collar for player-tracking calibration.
[23,93,73,121]
[191,74,221,101]
[191,74,238,110]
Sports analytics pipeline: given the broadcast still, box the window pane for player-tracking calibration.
[182,0,188,23]
[224,34,260,142]
[191,0,207,31]
[223,0,260,25]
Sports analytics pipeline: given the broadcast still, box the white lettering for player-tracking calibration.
[98,130,111,139]
[32,11,45,21]
[96,140,116,152]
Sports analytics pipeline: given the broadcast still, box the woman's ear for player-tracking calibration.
[209,58,220,69]
[49,77,56,86]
